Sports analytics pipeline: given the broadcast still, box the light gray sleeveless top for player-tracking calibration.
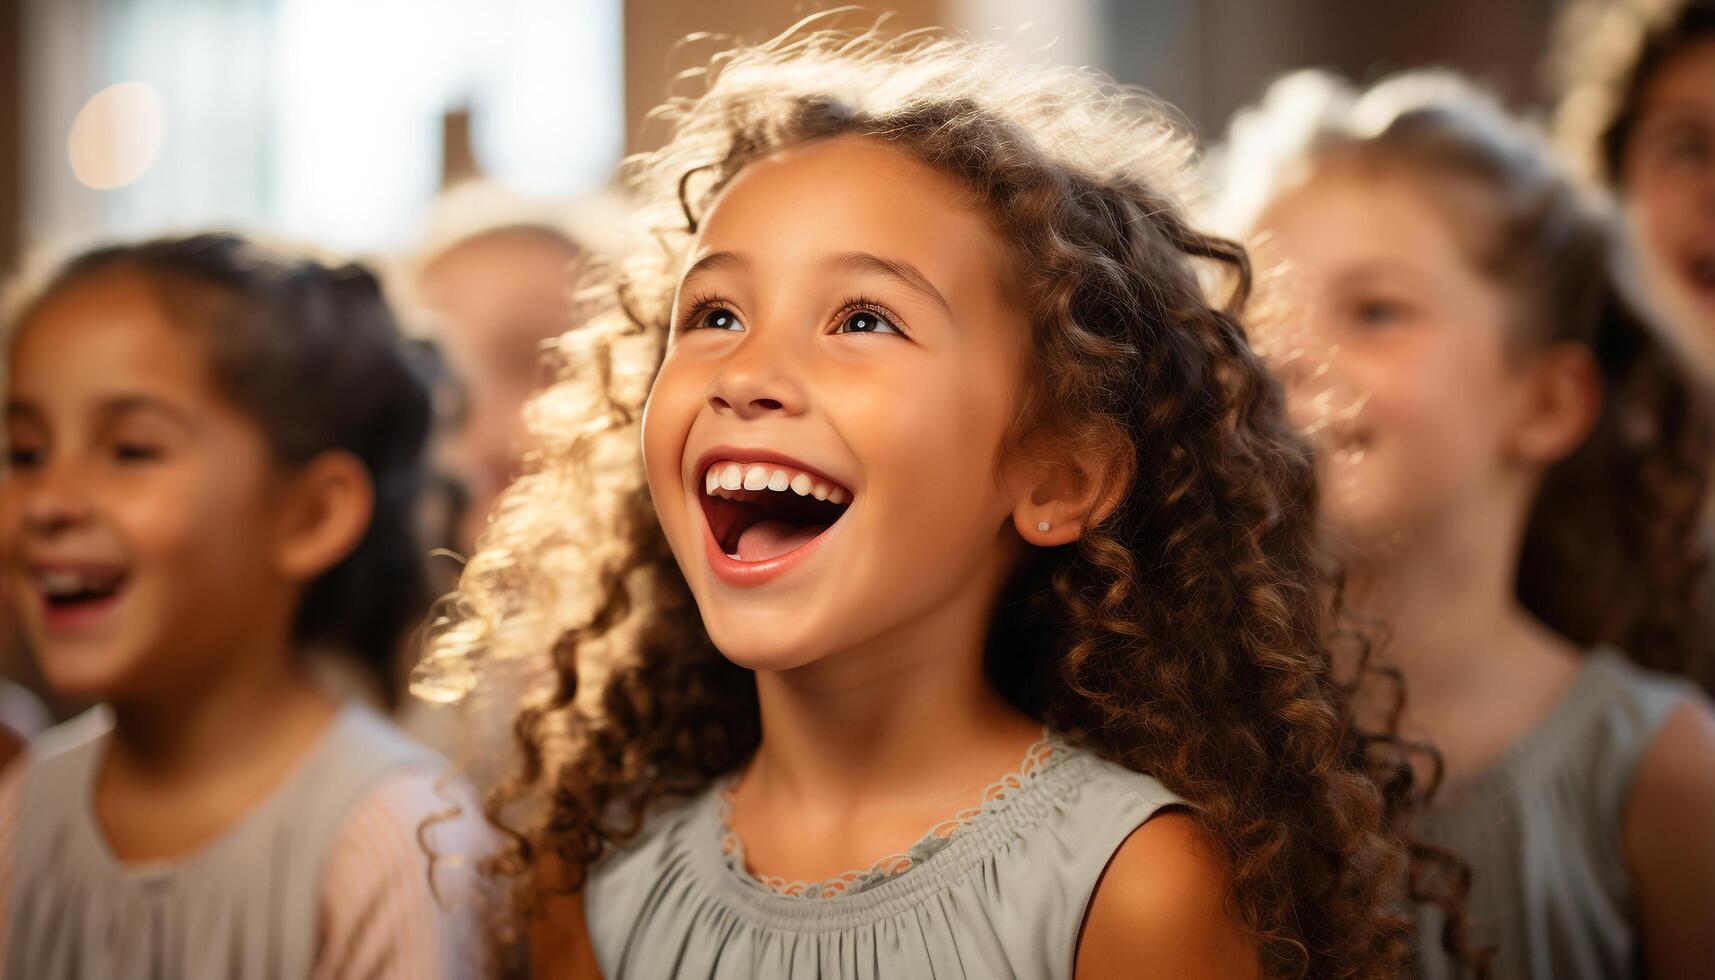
[583,735,1183,980]
[1414,649,1696,980]
[5,702,442,980]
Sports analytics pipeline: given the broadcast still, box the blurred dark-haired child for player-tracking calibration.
[1555,0,1715,379]
[0,235,493,978]
[1214,72,1715,978]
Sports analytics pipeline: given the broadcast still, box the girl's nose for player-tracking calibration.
[705,334,809,420]
[17,466,93,536]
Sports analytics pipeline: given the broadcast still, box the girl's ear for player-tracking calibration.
[1005,437,1129,547]
[1506,341,1603,466]
[271,450,375,582]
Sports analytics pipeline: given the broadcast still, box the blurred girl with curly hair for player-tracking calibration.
[1214,69,1715,978]
[421,22,1458,980]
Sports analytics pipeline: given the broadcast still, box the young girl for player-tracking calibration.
[1553,0,1715,377]
[1215,71,1715,977]
[416,28,1466,980]
[0,235,492,978]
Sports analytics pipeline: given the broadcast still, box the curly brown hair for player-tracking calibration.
[419,23,1456,980]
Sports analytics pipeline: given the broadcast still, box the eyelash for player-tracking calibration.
[676,292,911,339]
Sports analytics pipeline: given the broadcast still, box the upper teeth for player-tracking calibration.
[36,569,116,597]
[704,461,850,505]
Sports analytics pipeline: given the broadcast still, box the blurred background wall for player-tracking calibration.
[0,0,1566,273]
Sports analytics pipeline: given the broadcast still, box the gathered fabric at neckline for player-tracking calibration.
[717,729,1061,900]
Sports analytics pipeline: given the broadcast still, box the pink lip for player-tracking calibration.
[39,592,123,634]
[688,444,852,588]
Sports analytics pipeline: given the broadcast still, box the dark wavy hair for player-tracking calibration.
[11,233,436,705]
[1552,0,1715,186]
[420,25,1466,980]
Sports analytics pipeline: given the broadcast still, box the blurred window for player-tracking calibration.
[25,0,623,253]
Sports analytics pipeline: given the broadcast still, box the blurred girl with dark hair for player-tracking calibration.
[1554,0,1715,376]
[0,234,492,978]
[1216,70,1715,978]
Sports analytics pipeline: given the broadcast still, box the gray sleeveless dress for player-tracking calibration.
[1414,649,1698,979]
[583,735,1183,979]
[4,701,443,980]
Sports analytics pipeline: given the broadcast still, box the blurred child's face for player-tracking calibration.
[1622,39,1715,339]
[1254,168,1521,545]
[421,233,577,554]
[1,271,291,701]
[641,134,1030,670]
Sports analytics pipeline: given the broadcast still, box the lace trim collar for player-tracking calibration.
[716,730,1060,900]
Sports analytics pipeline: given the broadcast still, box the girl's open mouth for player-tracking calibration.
[699,459,853,564]
[30,564,130,632]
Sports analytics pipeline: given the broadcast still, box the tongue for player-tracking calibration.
[734,520,826,562]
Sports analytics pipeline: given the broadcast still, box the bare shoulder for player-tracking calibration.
[532,856,604,980]
[1075,810,1261,980]
[1626,694,1715,847]
[1623,695,1715,979]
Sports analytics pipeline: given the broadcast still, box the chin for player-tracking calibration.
[36,648,140,703]
[702,617,833,673]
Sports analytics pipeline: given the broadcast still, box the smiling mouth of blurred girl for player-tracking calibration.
[698,457,853,572]
[25,561,130,631]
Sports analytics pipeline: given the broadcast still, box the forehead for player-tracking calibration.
[422,234,576,296]
[1641,37,1715,113]
[1260,166,1469,271]
[689,134,1010,290]
[9,269,217,400]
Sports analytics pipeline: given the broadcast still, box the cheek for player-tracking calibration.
[1632,178,1696,247]
[1320,336,1510,527]
[838,351,1016,546]
[118,455,278,597]
[640,356,706,527]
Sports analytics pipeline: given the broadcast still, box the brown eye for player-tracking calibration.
[836,309,899,335]
[1354,298,1409,328]
[695,306,742,331]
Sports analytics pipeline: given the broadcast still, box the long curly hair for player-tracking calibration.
[419,23,1457,979]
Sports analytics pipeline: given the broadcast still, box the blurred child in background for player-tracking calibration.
[1216,71,1715,978]
[1555,0,1715,379]
[0,234,492,978]
[418,222,584,559]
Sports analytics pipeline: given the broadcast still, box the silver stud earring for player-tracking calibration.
[1036,521,1050,532]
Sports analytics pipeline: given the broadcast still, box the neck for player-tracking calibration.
[744,560,1038,811]
[106,635,334,785]
[1345,490,1541,712]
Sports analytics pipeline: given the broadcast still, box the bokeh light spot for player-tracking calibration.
[67,81,166,190]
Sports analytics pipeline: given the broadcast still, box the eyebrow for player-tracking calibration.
[4,395,198,440]
[1641,101,1715,121]
[98,394,200,433]
[826,251,954,318]
[1331,260,1428,289]
[678,249,956,319]
[679,250,751,284]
